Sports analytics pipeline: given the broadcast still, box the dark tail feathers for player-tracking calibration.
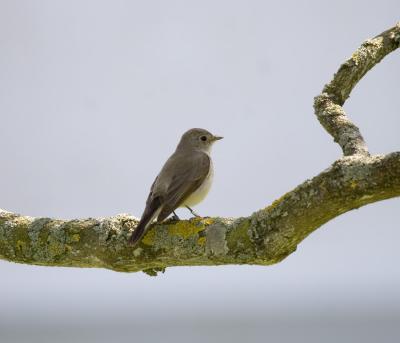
[128,197,161,246]
[128,219,150,246]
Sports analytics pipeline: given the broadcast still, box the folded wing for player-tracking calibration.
[156,151,210,222]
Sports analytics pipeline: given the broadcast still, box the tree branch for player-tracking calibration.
[1,24,399,275]
[314,23,400,156]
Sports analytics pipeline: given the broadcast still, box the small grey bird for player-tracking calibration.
[128,128,222,246]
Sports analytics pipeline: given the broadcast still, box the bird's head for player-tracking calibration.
[176,128,223,153]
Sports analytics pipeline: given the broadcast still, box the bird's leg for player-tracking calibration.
[185,206,201,218]
[171,211,180,221]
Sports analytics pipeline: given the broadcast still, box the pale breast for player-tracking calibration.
[181,159,214,207]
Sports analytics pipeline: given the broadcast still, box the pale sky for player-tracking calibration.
[0,1,399,342]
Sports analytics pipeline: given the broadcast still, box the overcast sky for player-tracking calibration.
[0,1,399,342]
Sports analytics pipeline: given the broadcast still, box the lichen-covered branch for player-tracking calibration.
[314,23,400,156]
[1,24,399,274]
[1,153,400,274]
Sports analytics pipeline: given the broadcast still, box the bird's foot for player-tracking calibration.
[185,206,201,218]
[171,211,180,221]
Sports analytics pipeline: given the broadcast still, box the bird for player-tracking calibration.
[128,128,223,246]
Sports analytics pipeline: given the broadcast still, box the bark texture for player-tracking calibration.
[1,23,399,275]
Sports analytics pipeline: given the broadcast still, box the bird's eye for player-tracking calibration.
[200,135,207,141]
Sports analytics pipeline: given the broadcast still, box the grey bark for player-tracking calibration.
[1,23,399,275]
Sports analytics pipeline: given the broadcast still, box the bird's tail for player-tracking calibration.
[128,197,161,246]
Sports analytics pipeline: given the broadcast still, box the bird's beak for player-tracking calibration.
[212,135,223,141]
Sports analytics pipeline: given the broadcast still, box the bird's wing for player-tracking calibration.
[156,151,210,222]
[144,176,158,207]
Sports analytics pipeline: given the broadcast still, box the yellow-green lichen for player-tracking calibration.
[141,228,155,245]
[168,219,207,239]
[16,240,27,252]
[350,180,358,189]
[47,239,65,257]
[69,234,80,243]
[226,218,253,254]
[263,192,290,213]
